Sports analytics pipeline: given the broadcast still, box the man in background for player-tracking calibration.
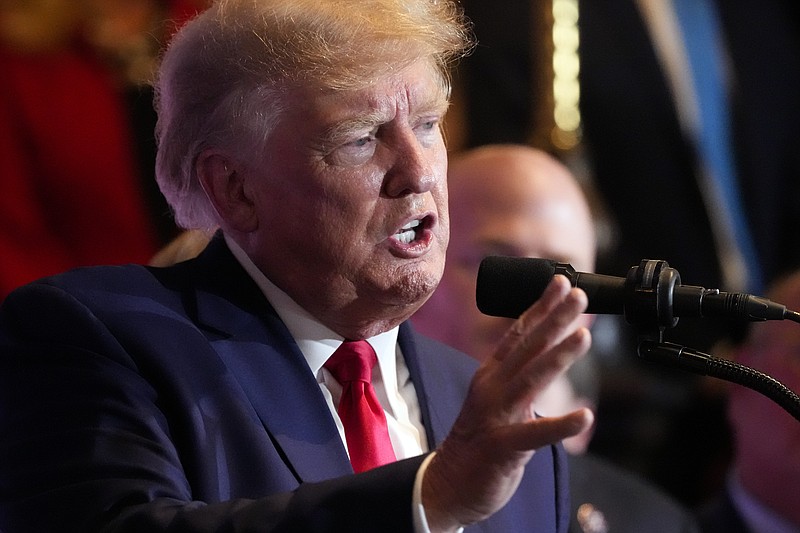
[697,272,800,533]
[414,143,700,533]
[413,144,596,361]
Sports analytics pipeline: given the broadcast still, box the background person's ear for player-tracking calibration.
[196,149,258,233]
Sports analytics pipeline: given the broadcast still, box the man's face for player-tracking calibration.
[243,60,450,337]
[414,152,595,361]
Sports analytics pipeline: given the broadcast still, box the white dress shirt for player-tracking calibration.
[224,235,442,531]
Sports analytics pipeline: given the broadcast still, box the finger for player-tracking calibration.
[504,280,587,365]
[518,274,575,323]
[512,274,576,333]
[498,408,595,452]
[491,275,573,363]
[495,282,588,377]
[515,281,588,356]
[518,274,587,327]
[504,325,592,406]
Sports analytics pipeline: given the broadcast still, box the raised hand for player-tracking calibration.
[422,274,594,531]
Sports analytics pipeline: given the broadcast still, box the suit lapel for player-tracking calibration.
[179,240,479,485]
[399,327,561,532]
[185,236,353,483]
[398,325,477,449]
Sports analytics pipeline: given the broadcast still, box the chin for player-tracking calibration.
[381,268,440,310]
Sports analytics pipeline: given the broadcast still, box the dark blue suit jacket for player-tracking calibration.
[0,237,569,532]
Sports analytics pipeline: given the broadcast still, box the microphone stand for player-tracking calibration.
[637,339,800,422]
[625,259,800,422]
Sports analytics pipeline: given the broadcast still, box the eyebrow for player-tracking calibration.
[323,110,389,144]
[321,92,450,145]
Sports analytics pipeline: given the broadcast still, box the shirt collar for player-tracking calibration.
[223,234,400,388]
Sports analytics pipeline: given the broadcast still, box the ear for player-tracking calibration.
[196,149,258,233]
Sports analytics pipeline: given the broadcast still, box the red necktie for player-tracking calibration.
[325,340,396,473]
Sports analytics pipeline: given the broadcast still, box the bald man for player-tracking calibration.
[413,144,596,361]
[413,144,700,533]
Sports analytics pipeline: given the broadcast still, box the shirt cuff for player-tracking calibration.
[412,451,464,533]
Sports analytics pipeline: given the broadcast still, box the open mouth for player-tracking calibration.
[396,219,420,244]
[394,216,431,245]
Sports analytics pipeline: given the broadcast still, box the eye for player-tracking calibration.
[324,131,377,167]
[414,117,442,146]
[348,134,375,148]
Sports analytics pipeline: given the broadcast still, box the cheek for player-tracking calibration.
[304,174,382,238]
[436,184,448,212]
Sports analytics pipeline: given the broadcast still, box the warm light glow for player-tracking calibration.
[552,0,581,150]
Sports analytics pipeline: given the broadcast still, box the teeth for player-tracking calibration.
[397,230,415,244]
[396,219,421,244]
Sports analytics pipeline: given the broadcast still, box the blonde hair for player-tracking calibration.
[155,0,473,229]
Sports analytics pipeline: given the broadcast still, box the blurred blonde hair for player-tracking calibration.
[148,229,212,267]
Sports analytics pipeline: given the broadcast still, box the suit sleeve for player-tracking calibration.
[0,282,421,532]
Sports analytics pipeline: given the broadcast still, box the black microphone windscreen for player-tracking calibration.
[476,256,558,318]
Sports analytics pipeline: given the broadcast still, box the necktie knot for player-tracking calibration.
[324,340,376,383]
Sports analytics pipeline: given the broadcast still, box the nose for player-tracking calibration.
[382,127,439,198]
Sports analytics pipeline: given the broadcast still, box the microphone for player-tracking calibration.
[476,256,789,326]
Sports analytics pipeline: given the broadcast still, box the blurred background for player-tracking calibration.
[0,0,206,300]
[2,0,799,514]
[446,0,800,510]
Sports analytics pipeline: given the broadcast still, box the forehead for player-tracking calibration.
[449,169,595,271]
[285,60,449,129]
[474,208,593,269]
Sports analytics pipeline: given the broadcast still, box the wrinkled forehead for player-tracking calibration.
[296,56,451,103]
[449,175,596,271]
[280,59,450,126]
